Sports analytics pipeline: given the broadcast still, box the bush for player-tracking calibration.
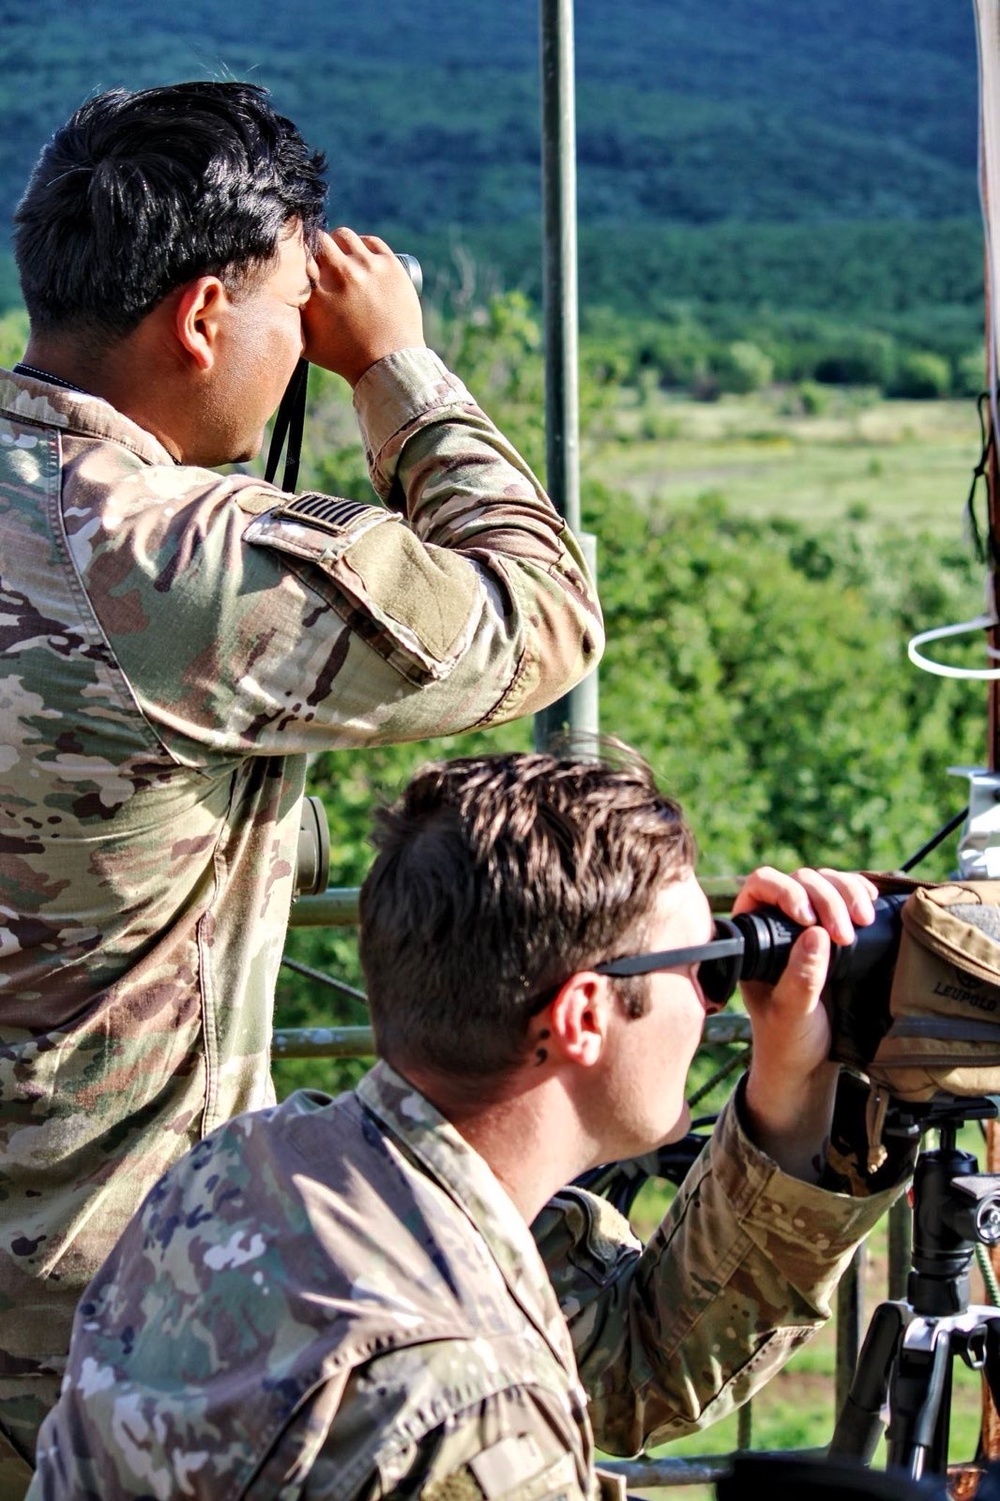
[953,346,987,399]
[888,349,953,399]
[798,380,829,415]
[708,340,775,395]
[812,330,897,387]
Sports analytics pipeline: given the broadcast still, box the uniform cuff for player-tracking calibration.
[709,1080,910,1258]
[352,348,477,480]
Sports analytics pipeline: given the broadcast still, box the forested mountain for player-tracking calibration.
[0,3,979,232]
[0,1,984,329]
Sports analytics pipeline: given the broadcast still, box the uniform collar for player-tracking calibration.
[0,365,177,467]
[357,1060,579,1375]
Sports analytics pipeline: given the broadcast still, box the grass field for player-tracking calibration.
[583,387,985,537]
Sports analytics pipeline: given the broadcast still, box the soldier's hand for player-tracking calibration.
[302,227,425,386]
[734,866,878,1181]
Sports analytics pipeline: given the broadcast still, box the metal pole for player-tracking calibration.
[836,1247,866,1423]
[959,6,1000,1464]
[539,0,580,540]
[534,0,598,750]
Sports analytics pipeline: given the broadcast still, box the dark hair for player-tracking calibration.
[14,81,328,339]
[359,747,696,1078]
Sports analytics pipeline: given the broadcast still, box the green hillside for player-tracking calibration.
[0,3,986,368]
[0,1,978,233]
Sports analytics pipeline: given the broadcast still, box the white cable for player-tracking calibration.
[907,613,1000,677]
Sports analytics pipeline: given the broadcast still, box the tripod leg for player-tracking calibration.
[886,1327,953,1480]
[983,1318,1000,1421]
[829,1302,907,1463]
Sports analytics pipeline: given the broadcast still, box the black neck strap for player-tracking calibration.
[265,358,309,491]
[13,362,87,396]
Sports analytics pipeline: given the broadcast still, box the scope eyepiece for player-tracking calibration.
[696,919,745,1005]
[699,894,907,1008]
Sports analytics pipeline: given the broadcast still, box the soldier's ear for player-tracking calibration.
[546,973,612,1069]
[173,277,228,371]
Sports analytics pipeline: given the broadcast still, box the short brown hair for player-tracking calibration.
[359,746,695,1077]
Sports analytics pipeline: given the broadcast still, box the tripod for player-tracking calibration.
[829,1097,1000,1486]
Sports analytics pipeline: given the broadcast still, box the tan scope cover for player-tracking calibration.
[866,879,1000,1102]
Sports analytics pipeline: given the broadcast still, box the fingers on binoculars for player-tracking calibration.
[736,865,874,945]
[328,227,393,259]
[810,866,879,927]
[734,865,818,925]
[790,867,877,945]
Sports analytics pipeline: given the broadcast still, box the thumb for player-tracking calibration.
[773,924,832,1011]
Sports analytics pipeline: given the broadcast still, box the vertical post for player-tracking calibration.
[984,250,990,774]
[978,243,996,1464]
[835,1247,866,1424]
[534,0,598,750]
[973,0,1000,1464]
[887,1194,912,1303]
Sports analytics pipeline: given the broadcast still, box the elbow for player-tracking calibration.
[517,593,605,718]
[474,552,604,725]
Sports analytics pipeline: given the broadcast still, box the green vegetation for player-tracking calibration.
[585,387,984,535]
[0,1,977,248]
[0,1,983,374]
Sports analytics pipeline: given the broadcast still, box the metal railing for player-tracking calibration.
[281,879,913,1490]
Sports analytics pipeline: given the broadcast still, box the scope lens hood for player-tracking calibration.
[699,917,747,1005]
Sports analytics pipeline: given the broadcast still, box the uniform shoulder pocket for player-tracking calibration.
[534,1187,640,1290]
[422,1442,586,1501]
[244,492,483,687]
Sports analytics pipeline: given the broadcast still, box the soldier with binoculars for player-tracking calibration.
[26,746,917,1501]
[0,80,602,1490]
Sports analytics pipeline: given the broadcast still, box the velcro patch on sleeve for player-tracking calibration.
[335,523,481,671]
[534,1188,639,1289]
[243,491,396,565]
[243,490,483,686]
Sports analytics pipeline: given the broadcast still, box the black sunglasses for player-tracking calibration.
[592,917,745,1007]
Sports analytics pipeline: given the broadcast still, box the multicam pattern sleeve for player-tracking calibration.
[73,347,603,761]
[534,1077,914,1455]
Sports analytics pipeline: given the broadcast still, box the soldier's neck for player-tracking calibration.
[400,1063,595,1224]
[22,330,187,463]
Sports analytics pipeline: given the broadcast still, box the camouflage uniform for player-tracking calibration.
[0,353,602,1484]
[27,1062,911,1501]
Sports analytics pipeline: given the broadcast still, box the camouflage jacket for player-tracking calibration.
[0,354,602,1439]
[27,1062,910,1501]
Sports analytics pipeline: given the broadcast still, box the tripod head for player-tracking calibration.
[830,1094,1000,1478]
[884,1095,1000,1317]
